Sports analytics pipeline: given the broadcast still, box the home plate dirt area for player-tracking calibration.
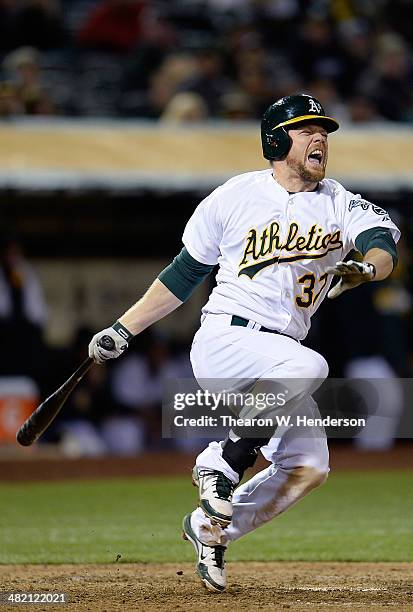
[2,562,413,611]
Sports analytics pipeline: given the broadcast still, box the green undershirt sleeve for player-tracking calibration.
[158,247,215,302]
[355,227,398,269]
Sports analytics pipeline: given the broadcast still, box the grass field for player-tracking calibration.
[0,471,412,564]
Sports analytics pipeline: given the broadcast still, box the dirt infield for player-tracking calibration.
[1,563,413,611]
[1,443,413,482]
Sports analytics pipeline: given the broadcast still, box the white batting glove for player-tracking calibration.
[88,321,133,364]
[326,260,376,299]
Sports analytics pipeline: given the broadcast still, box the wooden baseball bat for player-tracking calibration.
[16,335,115,446]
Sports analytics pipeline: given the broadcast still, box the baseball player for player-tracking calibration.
[88,94,400,593]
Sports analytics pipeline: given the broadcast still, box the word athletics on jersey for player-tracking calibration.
[239,222,343,279]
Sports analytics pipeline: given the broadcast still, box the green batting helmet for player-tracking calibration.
[261,94,339,161]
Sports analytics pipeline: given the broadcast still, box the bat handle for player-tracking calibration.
[68,334,116,385]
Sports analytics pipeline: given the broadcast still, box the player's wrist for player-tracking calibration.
[112,320,134,341]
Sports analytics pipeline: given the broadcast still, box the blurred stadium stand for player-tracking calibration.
[0,0,412,122]
[0,0,413,461]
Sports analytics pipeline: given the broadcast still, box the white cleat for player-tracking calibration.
[182,512,227,593]
[192,466,234,527]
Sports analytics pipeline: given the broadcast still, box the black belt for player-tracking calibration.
[231,315,297,342]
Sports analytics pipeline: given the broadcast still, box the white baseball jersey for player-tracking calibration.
[182,169,400,341]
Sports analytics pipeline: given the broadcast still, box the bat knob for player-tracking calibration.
[16,426,35,446]
[98,335,116,351]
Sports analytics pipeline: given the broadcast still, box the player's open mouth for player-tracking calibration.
[307,150,323,166]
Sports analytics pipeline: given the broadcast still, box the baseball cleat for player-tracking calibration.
[182,512,227,593]
[192,466,234,527]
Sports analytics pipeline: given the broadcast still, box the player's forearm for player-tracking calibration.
[118,279,182,335]
[363,248,394,281]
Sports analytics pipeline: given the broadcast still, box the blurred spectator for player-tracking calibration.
[219,90,255,120]
[60,365,112,457]
[104,330,193,453]
[290,17,346,87]
[125,53,198,118]
[0,82,22,117]
[108,331,172,452]
[230,37,288,116]
[0,0,410,123]
[251,0,301,50]
[160,92,208,123]
[2,47,55,115]
[161,0,217,41]
[310,233,411,451]
[0,232,48,384]
[117,43,168,109]
[77,0,176,55]
[347,94,384,124]
[338,18,374,95]
[77,0,146,53]
[364,33,413,122]
[382,0,413,46]
[236,66,274,116]
[7,0,66,51]
[179,47,231,115]
[343,272,410,451]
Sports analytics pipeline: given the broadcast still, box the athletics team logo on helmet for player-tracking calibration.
[261,93,339,161]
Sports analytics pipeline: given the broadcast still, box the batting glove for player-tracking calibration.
[88,321,134,364]
[326,260,376,299]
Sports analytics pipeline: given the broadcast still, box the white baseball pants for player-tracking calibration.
[189,313,329,545]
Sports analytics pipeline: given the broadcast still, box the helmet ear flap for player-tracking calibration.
[265,134,278,148]
[262,126,291,161]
